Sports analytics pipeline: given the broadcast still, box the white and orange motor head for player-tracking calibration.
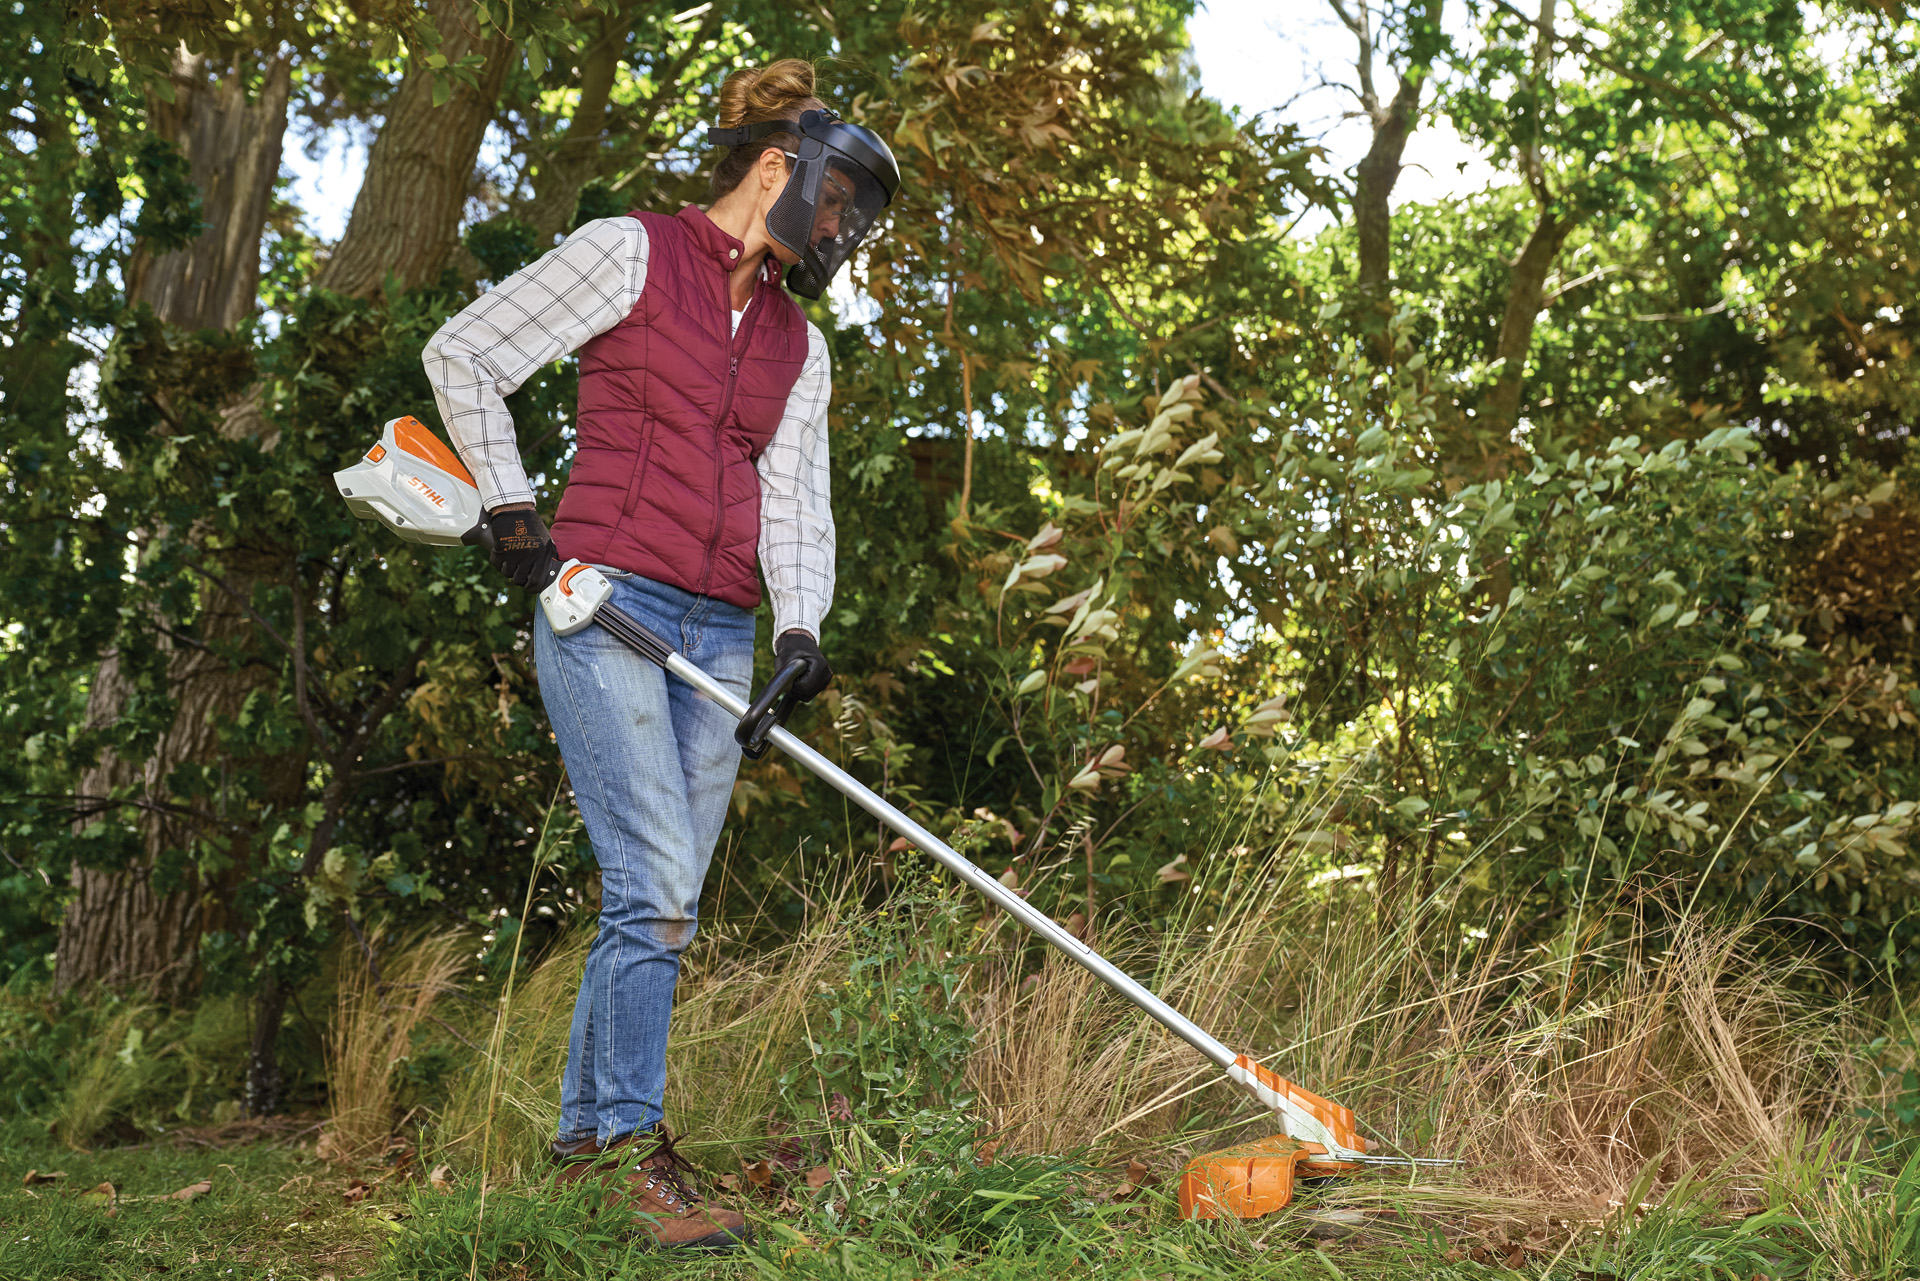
[333,416,484,547]
[334,416,614,639]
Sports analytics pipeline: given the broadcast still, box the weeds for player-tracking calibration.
[321,929,469,1163]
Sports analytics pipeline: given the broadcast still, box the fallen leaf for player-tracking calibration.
[22,1169,66,1187]
[314,1128,346,1163]
[166,1180,212,1202]
[772,1195,800,1214]
[1504,1244,1525,1269]
[1156,855,1190,884]
[741,1159,773,1189]
[82,1182,117,1217]
[715,1172,740,1193]
[1114,1158,1155,1200]
[804,1165,833,1190]
[428,1165,454,1194]
[343,1179,372,1204]
[975,1138,1002,1167]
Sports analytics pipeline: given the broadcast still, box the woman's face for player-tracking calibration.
[752,148,855,267]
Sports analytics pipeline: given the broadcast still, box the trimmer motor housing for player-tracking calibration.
[333,416,484,547]
[332,416,612,638]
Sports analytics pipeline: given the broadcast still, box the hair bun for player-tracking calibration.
[717,59,820,131]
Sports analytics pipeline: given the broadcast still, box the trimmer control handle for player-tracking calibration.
[464,518,562,592]
[736,659,808,760]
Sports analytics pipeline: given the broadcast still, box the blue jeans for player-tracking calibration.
[533,570,755,1143]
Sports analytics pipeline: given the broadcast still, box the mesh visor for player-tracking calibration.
[766,148,890,299]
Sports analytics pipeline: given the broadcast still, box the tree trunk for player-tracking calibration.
[318,2,513,297]
[520,17,628,243]
[247,969,291,1117]
[58,50,295,1005]
[125,52,293,330]
[1482,206,1576,437]
[241,1,511,1107]
[1352,75,1422,295]
[1330,0,1441,350]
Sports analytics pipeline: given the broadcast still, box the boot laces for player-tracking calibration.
[634,1128,700,1210]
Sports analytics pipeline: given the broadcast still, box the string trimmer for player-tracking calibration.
[334,416,1451,1218]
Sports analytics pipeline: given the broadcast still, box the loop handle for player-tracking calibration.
[735,658,809,759]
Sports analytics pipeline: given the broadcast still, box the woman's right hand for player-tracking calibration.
[484,504,562,589]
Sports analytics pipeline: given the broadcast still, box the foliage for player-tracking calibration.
[776,884,976,1135]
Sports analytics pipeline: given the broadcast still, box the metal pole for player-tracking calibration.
[656,648,1240,1075]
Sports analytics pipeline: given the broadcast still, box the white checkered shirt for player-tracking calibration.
[422,216,836,642]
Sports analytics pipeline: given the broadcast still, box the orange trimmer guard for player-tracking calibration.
[1178,1134,1362,1219]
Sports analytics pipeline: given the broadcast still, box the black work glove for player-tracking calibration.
[775,630,834,702]
[484,505,562,589]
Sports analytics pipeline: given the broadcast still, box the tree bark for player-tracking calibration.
[1482,206,1576,436]
[1352,76,1421,295]
[59,50,295,1005]
[520,16,628,243]
[318,1,513,297]
[1329,0,1442,350]
[125,52,293,331]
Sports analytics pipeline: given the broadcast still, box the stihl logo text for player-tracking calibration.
[405,475,448,508]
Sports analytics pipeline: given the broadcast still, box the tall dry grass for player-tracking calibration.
[436,892,870,1178]
[322,929,470,1162]
[380,798,1881,1249]
[52,999,157,1150]
[419,873,1871,1229]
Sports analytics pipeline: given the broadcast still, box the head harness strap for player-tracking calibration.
[708,112,835,149]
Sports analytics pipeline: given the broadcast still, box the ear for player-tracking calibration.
[757,146,790,192]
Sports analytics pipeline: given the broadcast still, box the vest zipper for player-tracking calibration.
[699,287,756,595]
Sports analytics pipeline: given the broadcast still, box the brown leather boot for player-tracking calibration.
[549,1127,750,1251]
[551,1133,611,1187]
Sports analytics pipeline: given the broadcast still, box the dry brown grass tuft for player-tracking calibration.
[953,866,1866,1232]
[436,889,869,1178]
[321,930,469,1163]
[422,838,1874,1243]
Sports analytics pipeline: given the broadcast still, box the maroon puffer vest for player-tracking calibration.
[550,206,810,609]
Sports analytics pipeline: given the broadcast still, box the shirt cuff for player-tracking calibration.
[769,591,822,646]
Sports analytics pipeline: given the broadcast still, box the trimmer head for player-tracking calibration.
[1179,1056,1368,1219]
[1179,1133,1358,1219]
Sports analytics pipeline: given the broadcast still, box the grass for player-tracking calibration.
[7,841,1920,1278]
[0,1117,386,1280]
[4,1114,1911,1279]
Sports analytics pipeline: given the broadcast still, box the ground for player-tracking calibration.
[5,1117,1897,1281]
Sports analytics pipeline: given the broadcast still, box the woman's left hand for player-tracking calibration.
[774,630,833,701]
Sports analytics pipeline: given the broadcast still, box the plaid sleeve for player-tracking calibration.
[422,217,648,511]
[756,322,835,643]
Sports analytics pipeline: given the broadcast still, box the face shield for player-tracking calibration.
[710,109,900,300]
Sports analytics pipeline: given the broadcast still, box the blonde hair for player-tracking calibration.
[710,59,828,198]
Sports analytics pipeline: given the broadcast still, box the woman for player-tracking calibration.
[423,60,898,1250]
